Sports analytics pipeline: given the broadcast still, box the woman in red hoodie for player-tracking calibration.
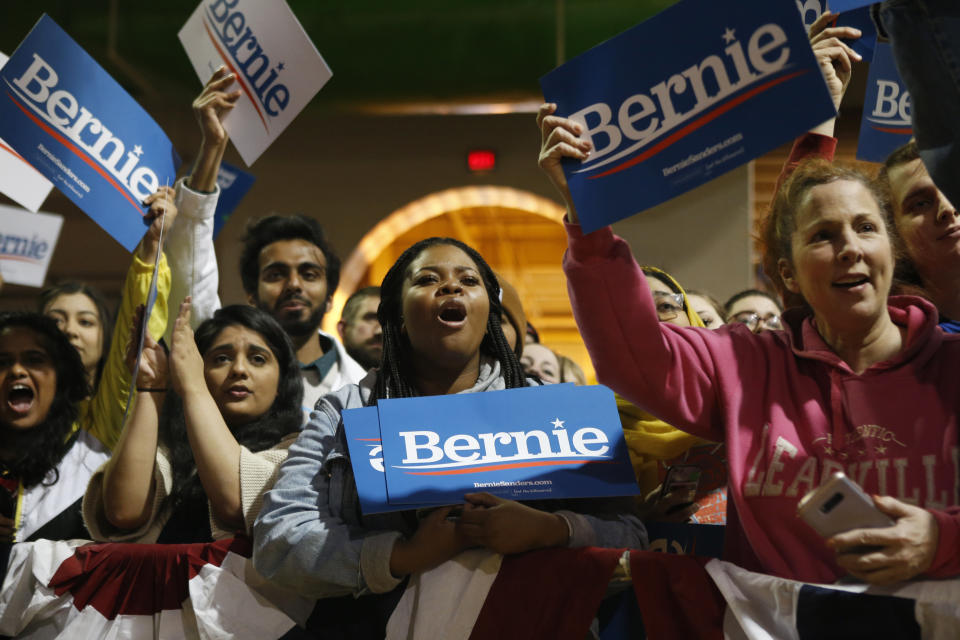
[537,103,960,586]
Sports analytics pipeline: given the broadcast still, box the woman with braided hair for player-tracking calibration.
[253,237,645,635]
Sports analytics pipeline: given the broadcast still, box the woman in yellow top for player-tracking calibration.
[38,188,174,451]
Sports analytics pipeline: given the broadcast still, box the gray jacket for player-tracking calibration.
[252,360,647,599]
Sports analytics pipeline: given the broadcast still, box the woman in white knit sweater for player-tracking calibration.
[83,302,303,543]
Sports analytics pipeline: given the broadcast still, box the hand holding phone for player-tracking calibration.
[797,472,894,539]
[659,464,701,515]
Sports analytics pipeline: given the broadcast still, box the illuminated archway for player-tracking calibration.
[324,185,565,332]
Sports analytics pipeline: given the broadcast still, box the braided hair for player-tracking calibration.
[372,237,526,402]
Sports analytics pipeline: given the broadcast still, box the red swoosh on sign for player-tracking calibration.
[588,70,809,179]
[5,92,143,214]
[872,125,913,135]
[403,459,616,475]
[0,255,42,264]
[202,15,269,133]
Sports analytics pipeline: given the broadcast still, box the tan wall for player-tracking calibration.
[1,108,754,332]
[612,164,754,304]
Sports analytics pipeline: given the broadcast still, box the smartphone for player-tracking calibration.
[659,464,701,513]
[797,472,894,539]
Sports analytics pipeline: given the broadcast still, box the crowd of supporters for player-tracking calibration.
[0,2,959,637]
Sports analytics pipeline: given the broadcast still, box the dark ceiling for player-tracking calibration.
[0,1,675,109]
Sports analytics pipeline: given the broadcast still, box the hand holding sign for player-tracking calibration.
[806,11,863,138]
[537,103,590,223]
[389,507,473,578]
[539,0,836,231]
[809,12,861,112]
[179,0,333,166]
[188,67,242,193]
[125,304,168,392]
[138,186,177,264]
[194,66,242,149]
[458,493,569,554]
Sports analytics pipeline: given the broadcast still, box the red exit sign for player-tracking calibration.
[467,149,496,172]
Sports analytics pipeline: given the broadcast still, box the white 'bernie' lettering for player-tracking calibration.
[9,54,160,201]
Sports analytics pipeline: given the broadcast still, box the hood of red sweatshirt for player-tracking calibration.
[778,295,942,375]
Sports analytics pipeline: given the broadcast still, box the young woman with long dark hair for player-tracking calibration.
[83,303,303,543]
[0,313,97,542]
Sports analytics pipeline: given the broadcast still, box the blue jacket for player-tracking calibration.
[253,361,647,599]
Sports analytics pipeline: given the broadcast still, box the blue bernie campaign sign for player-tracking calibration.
[376,385,637,506]
[831,8,876,60]
[0,15,180,252]
[213,161,255,238]
[796,2,876,60]
[539,0,836,233]
[856,41,912,163]
[343,406,410,515]
[343,406,450,515]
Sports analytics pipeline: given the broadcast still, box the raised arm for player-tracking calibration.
[168,300,244,532]
[97,305,168,531]
[772,13,861,197]
[166,67,240,341]
[563,224,729,441]
[83,188,175,450]
[537,103,591,224]
[807,11,861,138]
[535,106,742,440]
[186,67,239,193]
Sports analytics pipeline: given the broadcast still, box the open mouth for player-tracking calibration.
[438,300,467,324]
[832,276,869,289]
[7,384,35,414]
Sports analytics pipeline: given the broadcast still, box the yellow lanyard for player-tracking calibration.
[12,482,23,543]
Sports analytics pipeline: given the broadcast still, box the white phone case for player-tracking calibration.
[797,472,894,538]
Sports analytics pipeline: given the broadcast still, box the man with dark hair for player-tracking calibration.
[237,215,365,408]
[878,140,960,331]
[336,286,382,371]
[167,68,364,411]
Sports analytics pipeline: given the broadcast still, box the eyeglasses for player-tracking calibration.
[653,291,685,322]
[731,311,782,332]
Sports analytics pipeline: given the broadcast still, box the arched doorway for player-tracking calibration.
[322,185,594,381]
